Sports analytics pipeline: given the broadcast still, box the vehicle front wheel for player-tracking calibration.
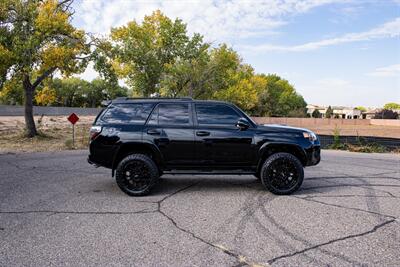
[260,152,304,195]
[115,154,159,196]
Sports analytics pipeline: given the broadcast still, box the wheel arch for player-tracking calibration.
[112,141,163,176]
[257,142,307,174]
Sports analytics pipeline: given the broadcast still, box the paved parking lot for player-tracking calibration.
[0,150,399,266]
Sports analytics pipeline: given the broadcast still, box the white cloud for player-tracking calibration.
[74,0,345,41]
[367,64,400,77]
[241,17,400,52]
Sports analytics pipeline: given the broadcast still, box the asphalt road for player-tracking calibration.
[0,150,399,266]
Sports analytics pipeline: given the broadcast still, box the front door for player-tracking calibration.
[143,102,195,167]
[194,103,256,169]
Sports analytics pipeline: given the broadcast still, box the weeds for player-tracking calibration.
[328,126,388,153]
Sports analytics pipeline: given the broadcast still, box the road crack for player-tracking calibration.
[0,208,156,215]
[156,181,266,267]
[293,196,396,219]
[267,219,396,264]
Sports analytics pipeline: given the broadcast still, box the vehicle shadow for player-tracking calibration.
[94,175,340,197]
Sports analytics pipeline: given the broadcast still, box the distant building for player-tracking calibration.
[306,105,362,119]
[362,108,380,119]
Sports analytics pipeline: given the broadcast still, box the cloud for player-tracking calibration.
[73,0,345,41]
[367,64,400,77]
[241,17,400,52]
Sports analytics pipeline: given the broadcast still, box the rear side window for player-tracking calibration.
[195,104,240,125]
[101,103,153,124]
[148,103,190,125]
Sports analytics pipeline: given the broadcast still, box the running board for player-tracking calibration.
[163,170,256,175]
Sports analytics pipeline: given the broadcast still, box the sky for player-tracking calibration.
[71,0,400,108]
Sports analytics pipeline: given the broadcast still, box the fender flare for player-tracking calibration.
[111,141,164,176]
[257,142,307,170]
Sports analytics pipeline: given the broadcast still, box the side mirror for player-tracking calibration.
[236,118,250,130]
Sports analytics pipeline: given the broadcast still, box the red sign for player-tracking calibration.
[67,113,79,125]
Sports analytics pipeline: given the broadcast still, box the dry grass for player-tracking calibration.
[0,116,93,153]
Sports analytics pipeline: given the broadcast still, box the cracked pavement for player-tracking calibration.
[0,150,399,266]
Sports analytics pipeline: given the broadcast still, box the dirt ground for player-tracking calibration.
[0,115,399,153]
[0,116,95,153]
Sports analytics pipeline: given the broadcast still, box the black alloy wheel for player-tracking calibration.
[261,152,304,195]
[115,154,159,196]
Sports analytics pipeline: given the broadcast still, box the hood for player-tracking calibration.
[257,124,313,134]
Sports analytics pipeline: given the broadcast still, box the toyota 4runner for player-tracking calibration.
[88,97,320,196]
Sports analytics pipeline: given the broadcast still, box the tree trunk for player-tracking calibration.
[23,77,37,137]
[188,83,194,98]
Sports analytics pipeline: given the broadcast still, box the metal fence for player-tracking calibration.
[318,135,400,149]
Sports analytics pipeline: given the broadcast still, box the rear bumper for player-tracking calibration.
[305,145,321,166]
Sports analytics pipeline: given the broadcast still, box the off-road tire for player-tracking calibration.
[261,152,304,195]
[115,154,159,196]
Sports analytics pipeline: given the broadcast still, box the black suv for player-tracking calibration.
[88,98,320,196]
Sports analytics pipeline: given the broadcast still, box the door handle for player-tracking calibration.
[147,129,161,135]
[196,131,210,136]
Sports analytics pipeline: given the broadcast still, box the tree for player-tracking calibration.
[35,86,56,106]
[108,10,204,97]
[312,109,321,118]
[0,78,24,105]
[46,77,127,107]
[160,37,210,97]
[383,102,400,110]
[0,0,90,136]
[90,78,128,104]
[255,74,306,117]
[325,106,333,118]
[373,109,399,119]
[355,106,367,112]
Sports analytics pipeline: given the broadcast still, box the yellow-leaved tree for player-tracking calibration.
[35,86,56,106]
[0,0,90,137]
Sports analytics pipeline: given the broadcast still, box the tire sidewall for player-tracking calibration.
[115,154,159,196]
[261,152,304,195]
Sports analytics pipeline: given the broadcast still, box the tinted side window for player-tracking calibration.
[147,103,190,125]
[196,104,240,125]
[101,103,153,124]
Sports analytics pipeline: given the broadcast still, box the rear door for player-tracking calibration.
[143,102,195,167]
[194,103,256,168]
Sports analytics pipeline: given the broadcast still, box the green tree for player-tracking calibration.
[383,102,400,110]
[107,10,204,97]
[0,0,90,136]
[90,78,128,104]
[325,106,333,118]
[0,78,24,105]
[355,106,367,112]
[160,38,210,97]
[256,74,306,117]
[49,78,90,107]
[312,109,321,118]
[374,109,399,119]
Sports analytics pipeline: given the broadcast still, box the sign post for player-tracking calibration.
[67,113,79,147]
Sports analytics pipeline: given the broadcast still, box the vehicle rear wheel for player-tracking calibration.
[115,154,159,196]
[261,152,304,195]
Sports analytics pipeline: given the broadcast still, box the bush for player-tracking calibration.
[373,109,399,119]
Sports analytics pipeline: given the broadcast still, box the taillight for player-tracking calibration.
[89,126,102,140]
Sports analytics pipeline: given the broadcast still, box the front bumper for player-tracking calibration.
[305,145,321,166]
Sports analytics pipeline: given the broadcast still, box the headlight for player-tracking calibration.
[303,131,317,142]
